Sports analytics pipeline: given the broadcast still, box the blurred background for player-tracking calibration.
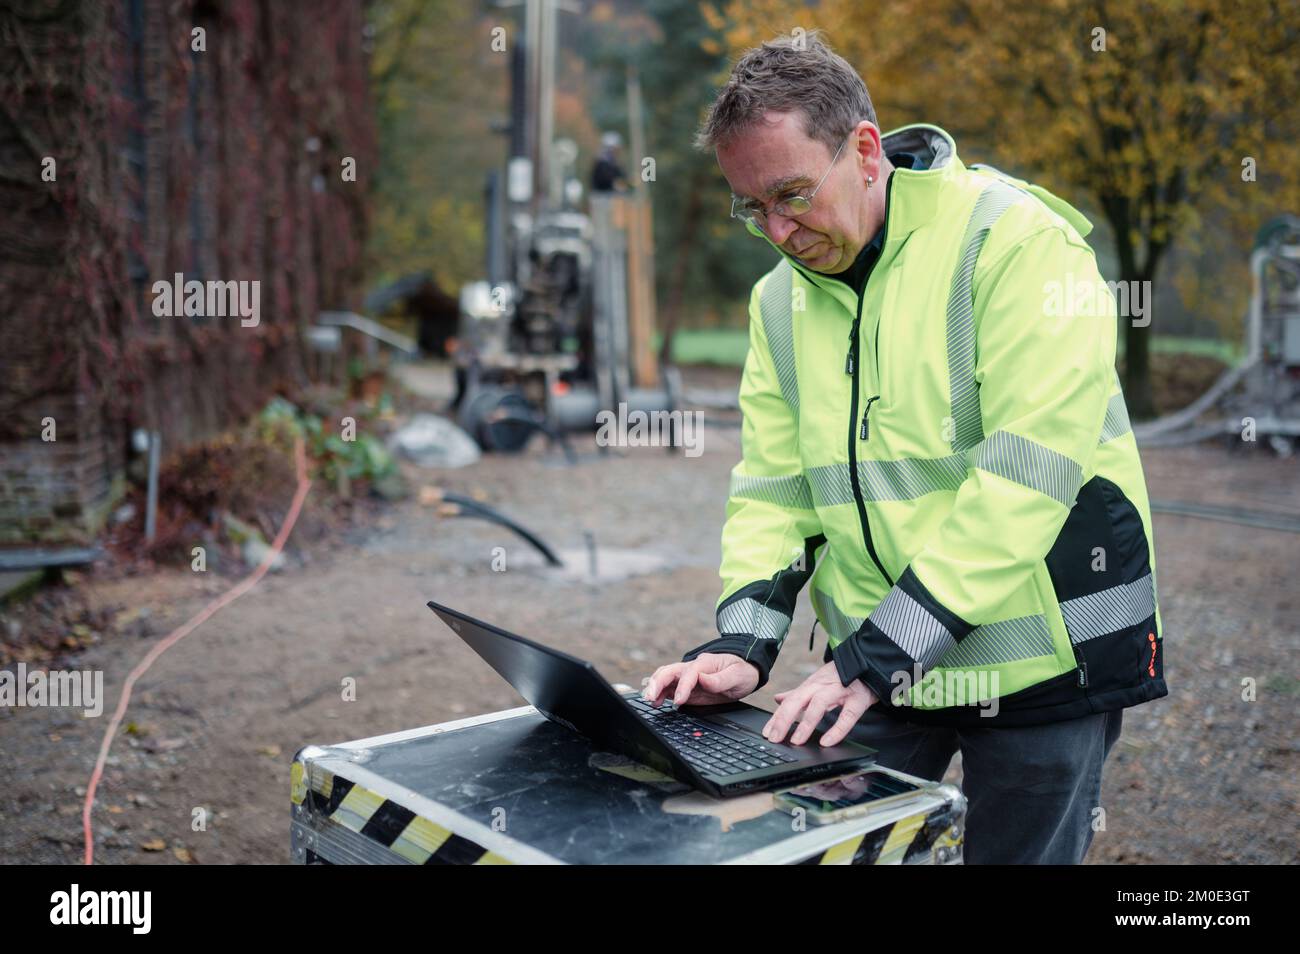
[0,0,1297,864]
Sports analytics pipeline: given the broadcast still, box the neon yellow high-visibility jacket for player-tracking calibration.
[683,124,1167,727]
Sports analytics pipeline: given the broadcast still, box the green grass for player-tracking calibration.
[658,329,751,367]
[661,329,1244,368]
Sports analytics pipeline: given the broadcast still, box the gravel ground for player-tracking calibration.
[0,367,1296,864]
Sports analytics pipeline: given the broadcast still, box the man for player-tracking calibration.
[591,131,630,193]
[643,32,1167,864]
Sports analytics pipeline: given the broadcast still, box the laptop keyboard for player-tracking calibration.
[626,696,799,777]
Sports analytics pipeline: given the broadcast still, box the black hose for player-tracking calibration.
[441,492,565,566]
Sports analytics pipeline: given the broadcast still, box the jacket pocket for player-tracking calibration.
[1044,476,1160,702]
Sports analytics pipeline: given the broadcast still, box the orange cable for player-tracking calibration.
[82,437,312,864]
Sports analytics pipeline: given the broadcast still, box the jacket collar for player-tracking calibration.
[745,123,963,298]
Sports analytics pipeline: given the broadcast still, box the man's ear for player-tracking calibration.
[852,121,884,183]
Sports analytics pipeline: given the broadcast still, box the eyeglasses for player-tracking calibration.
[730,132,853,230]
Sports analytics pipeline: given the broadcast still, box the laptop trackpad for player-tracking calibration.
[702,703,784,737]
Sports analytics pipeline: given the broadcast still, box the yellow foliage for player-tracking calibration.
[712,0,1300,342]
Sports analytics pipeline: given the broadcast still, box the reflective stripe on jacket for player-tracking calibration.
[683,124,1167,727]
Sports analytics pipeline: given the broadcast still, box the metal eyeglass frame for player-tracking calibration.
[730,131,853,230]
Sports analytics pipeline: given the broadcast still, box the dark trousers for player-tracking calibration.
[830,706,1124,864]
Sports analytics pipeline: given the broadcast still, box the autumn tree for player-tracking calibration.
[367,0,499,287]
[708,0,1300,417]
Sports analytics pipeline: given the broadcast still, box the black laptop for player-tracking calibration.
[428,600,877,798]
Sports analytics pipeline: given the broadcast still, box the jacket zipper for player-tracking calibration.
[779,174,897,589]
[845,173,897,587]
[848,301,893,586]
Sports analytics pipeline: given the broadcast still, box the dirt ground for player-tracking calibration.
[1,365,1297,865]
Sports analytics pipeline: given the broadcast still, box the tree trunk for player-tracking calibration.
[1123,307,1155,420]
[1106,203,1159,420]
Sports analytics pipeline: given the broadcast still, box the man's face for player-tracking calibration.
[716,111,881,274]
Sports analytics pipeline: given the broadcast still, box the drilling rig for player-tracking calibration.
[453,0,677,452]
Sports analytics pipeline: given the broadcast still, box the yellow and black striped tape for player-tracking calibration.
[799,805,958,865]
[292,762,513,865]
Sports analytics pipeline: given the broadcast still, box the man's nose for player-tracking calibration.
[766,213,798,246]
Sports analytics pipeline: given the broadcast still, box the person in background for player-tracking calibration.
[591,131,630,193]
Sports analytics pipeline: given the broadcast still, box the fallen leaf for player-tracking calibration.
[257,744,281,758]
[140,838,166,852]
[172,846,193,863]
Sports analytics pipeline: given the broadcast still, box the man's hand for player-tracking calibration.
[763,662,877,747]
[643,653,759,707]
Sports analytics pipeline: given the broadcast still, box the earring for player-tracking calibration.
[867,175,874,188]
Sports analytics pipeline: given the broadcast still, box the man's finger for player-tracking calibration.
[641,668,666,704]
[643,663,683,705]
[790,690,837,746]
[672,665,701,707]
[695,668,727,695]
[763,689,811,743]
[819,694,869,747]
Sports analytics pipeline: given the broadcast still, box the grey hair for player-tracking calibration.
[694,29,877,156]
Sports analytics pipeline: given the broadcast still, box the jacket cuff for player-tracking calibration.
[830,566,975,702]
[830,626,906,702]
[682,635,777,691]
